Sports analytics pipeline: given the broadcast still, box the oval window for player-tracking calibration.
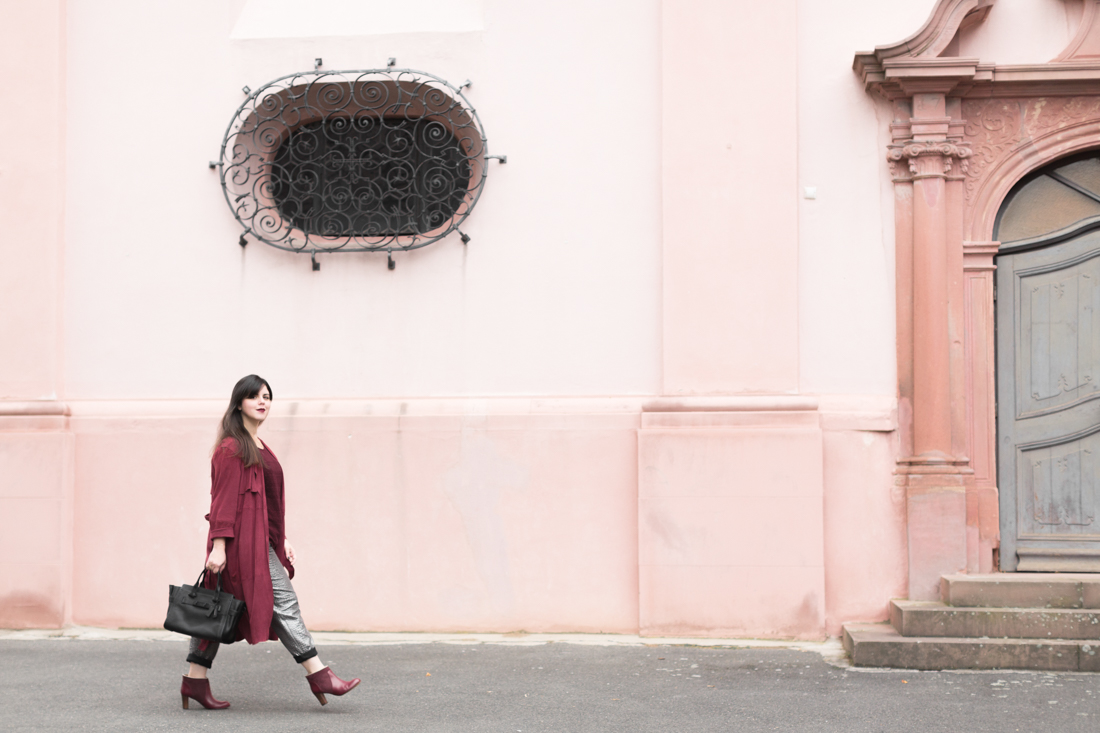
[218,68,491,256]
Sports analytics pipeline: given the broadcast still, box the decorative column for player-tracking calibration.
[888,84,974,600]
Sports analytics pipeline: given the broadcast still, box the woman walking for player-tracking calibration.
[180,374,360,709]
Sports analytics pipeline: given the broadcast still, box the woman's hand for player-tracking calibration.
[206,538,227,574]
[284,538,296,566]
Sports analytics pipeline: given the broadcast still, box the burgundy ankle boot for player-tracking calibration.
[306,666,361,705]
[180,676,230,710]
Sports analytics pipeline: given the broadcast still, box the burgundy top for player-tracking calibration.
[261,445,285,552]
[202,438,294,645]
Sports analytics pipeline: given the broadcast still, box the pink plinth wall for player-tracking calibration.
[820,407,906,636]
[0,397,907,638]
[638,409,825,639]
[70,407,641,632]
[0,415,73,628]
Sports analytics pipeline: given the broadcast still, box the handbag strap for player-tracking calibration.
[188,569,205,597]
[188,568,224,596]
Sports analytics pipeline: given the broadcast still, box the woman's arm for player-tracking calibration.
[206,538,227,573]
[206,442,243,550]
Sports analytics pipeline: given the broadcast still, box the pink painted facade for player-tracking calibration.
[4,0,1093,639]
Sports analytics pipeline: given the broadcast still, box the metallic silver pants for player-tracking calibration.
[186,545,317,667]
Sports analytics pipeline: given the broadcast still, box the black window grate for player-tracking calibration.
[270,117,470,238]
[216,68,496,262]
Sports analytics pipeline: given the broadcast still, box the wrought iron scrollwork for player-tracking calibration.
[217,68,492,257]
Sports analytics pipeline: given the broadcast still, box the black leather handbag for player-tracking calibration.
[164,569,246,643]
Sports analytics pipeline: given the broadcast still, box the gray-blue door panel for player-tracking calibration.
[996,228,1100,571]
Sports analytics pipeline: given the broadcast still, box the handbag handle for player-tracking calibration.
[188,568,224,597]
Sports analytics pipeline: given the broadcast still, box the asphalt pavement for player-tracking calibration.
[2,631,1098,732]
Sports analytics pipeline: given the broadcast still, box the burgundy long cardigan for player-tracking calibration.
[202,437,294,645]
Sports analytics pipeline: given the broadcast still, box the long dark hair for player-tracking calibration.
[214,374,272,468]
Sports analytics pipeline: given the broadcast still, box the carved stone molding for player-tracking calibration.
[854,0,994,86]
[962,241,1000,271]
[857,0,1100,101]
[888,140,973,180]
[1054,0,1100,62]
[961,96,1100,201]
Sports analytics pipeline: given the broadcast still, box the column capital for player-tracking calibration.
[888,140,972,181]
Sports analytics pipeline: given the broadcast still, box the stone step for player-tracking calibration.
[843,623,1100,671]
[890,600,1100,639]
[941,573,1100,609]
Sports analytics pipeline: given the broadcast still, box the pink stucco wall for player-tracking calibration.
[67,403,641,631]
[0,415,73,628]
[62,0,663,400]
[639,407,825,639]
[20,0,1078,637]
[0,0,71,628]
[0,1,64,401]
[661,0,799,394]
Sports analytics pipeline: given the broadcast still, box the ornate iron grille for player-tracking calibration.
[216,67,495,260]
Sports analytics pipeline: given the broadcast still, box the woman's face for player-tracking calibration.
[240,386,272,424]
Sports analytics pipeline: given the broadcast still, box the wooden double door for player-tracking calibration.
[996,154,1100,571]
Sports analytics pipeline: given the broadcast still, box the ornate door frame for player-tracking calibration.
[856,0,1100,597]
